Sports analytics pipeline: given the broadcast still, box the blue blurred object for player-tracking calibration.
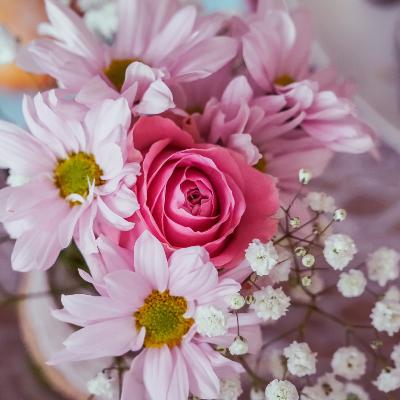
[202,0,247,13]
[0,91,24,125]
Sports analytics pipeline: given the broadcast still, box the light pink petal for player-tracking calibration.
[167,348,189,399]
[0,120,54,174]
[180,341,220,399]
[104,270,152,310]
[12,226,62,272]
[170,37,238,82]
[50,317,137,363]
[43,0,104,64]
[143,346,173,400]
[84,98,131,150]
[97,197,134,231]
[95,143,124,180]
[144,6,197,64]
[169,247,219,301]
[76,75,118,107]
[121,352,147,400]
[58,294,129,324]
[134,231,168,291]
[103,185,139,219]
[76,204,98,254]
[134,80,175,115]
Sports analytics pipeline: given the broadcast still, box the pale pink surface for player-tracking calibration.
[240,2,375,154]
[0,93,140,272]
[17,0,238,115]
[51,231,262,400]
[120,116,280,269]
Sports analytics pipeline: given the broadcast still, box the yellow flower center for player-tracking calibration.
[254,156,267,173]
[104,58,142,92]
[134,290,194,348]
[274,74,295,87]
[54,152,103,203]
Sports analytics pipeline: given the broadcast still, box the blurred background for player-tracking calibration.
[1,0,400,399]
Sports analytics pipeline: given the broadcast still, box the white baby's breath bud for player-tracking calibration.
[344,383,370,400]
[250,387,265,400]
[337,269,367,298]
[298,168,312,185]
[195,305,227,337]
[295,247,307,257]
[366,247,400,287]
[218,376,243,400]
[229,293,246,310]
[373,368,400,393]
[229,336,249,356]
[391,344,400,368]
[250,286,291,321]
[302,254,315,268]
[87,372,116,400]
[333,208,347,222]
[265,379,299,400]
[370,295,400,337]
[306,192,336,213]
[301,276,312,287]
[6,174,30,187]
[323,234,357,270]
[84,3,118,41]
[283,341,317,377]
[289,217,301,228]
[331,346,367,380]
[246,239,279,276]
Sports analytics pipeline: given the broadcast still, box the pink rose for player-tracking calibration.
[120,116,279,269]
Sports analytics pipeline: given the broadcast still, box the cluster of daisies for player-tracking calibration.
[0,0,398,399]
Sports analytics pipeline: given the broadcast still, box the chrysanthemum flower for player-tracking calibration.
[241,5,375,154]
[18,0,238,115]
[50,231,261,400]
[0,93,140,271]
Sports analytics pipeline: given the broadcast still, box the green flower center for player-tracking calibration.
[54,152,103,203]
[274,74,295,87]
[134,290,194,348]
[104,58,142,92]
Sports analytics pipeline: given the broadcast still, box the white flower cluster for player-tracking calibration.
[370,286,400,336]
[373,344,400,393]
[301,373,369,400]
[323,234,357,270]
[367,247,400,287]
[250,286,291,321]
[331,346,366,380]
[306,192,336,213]
[218,376,243,400]
[283,341,317,377]
[337,269,367,298]
[87,372,117,400]
[195,305,227,337]
[245,239,279,276]
[265,379,299,400]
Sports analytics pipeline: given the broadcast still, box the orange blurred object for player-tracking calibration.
[0,0,55,91]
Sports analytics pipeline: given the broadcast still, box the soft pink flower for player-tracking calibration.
[0,93,140,271]
[241,6,375,154]
[120,116,279,269]
[50,231,261,400]
[194,75,333,191]
[18,0,238,115]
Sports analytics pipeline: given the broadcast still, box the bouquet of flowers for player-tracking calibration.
[1,0,399,399]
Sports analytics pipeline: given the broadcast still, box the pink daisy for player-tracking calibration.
[18,0,238,115]
[194,75,333,191]
[50,231,261,400]
[241,5,375,153]
[0,93,140,271]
